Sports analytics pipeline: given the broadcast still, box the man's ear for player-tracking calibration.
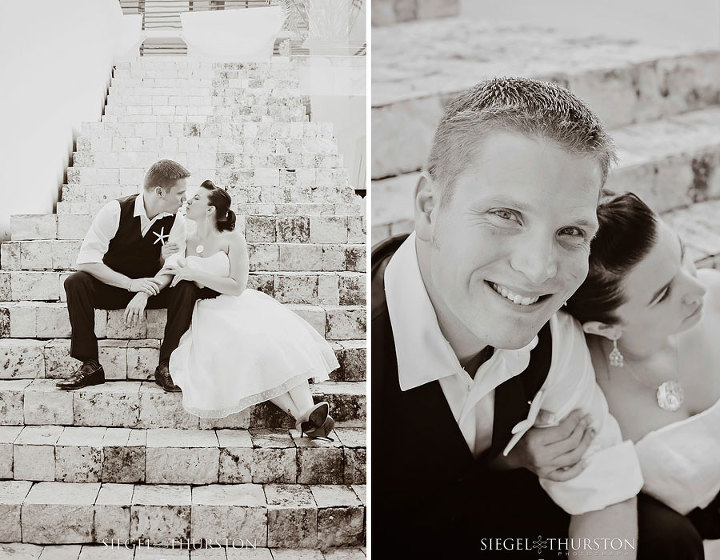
[582,321,623,340]
[415,172,437,242]
[154,186,164,198]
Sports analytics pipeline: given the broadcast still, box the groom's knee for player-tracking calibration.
[169,280,201,301]
[64,271,94,295]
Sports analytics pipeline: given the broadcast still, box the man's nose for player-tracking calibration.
[510,236,558,284]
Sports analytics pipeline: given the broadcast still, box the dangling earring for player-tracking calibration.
[608,337,624,368]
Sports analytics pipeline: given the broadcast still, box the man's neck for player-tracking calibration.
[141,192,162,220]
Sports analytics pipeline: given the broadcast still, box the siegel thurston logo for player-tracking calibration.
[480,535,637,554]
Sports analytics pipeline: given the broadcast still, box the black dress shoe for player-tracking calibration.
[154,363,181,392]
[56,362,105,390]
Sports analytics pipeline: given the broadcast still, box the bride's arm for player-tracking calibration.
[175,232,249,296]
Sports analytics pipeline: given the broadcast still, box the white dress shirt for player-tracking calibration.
[76,194,186,267]
[384,232,643,515]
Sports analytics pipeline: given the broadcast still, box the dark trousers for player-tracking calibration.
[64,271,219,364]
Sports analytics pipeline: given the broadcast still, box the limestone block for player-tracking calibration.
[52,241,82,270]
[273,275,317,305]
[276,217,310,243]
[309,217,348,244]
[198,407,253,430]
[14,425,64,481]
[56,215,92,241]
[20,241,54,270]
[22,482,100,544]
[326,307,366,340]
[127,340,159,380]
[94,483,133,542]
[217,429,253,483]
[323,549,366,560]
[73,382,141,428]
[106,310,147,339]
[24,379,74,425]
[11,215,57,241]
[98,340,129,380]
[12,272,61,301]
[131,485,192,545]
[55,427,106,482]
[146,429,219,484]
[317,275,340,306]
[347,217,365,245]
[101,429,146,483]
[43,340,77,379]
[296,435,344,485]
[225,548,273,560]
[334,341,366,382]
[78,544,133,559]
[270,551,323,560]
[36,305,71,338]
[339,275,365,306]
[248,430,296,484]
[0,379,31,425]
[32,544,84,559]
[278,245,323,272]
[343,448,366,485]
[264,484,317,548]
[0,481,33,542]
[190,485,267,545]
[245,216,276,243]
[0,273,9,301]
[0,241,22,270]
[0,339,45,378]
[145,310,167,340]
[0,426,22,478]
[247,244,279,272]
[312,486,364,548]
[133,548,189,559]
[287,306,326,337]
[343,245,366,273]
[138,383,200,429]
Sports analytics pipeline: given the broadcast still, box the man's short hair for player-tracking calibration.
[143,159,191,191]
[426,77,616,204]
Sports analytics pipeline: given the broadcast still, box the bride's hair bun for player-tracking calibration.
[200,180,235,232]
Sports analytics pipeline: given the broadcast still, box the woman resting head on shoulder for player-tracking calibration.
[565,191,720,535]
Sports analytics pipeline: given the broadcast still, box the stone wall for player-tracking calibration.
[371,0,459,26]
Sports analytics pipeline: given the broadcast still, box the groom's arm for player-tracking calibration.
[570,497,637,559]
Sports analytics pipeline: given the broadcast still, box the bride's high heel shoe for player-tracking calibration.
[295,401,334,441]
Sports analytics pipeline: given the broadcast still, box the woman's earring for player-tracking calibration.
[608,337,624,368]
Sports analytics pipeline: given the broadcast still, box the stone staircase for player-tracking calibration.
[0,57,366,557]
[371,18,720,271]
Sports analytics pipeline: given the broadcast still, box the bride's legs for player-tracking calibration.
[286,380,316,415]
[270,393,300,419]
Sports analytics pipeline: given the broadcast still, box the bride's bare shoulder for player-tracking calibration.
[222,230,248,249]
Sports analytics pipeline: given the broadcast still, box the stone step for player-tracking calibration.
[100,110,308,124]
[76,124,334,152]
[0,300,365,341]
[0,380,365,429]
[371,107,720,237]
[9,205,365,241]
[0,544,367,559]
[372,18,720,179]
[0,480,365,547]
[0,425,365,486]
[0,338,365,382]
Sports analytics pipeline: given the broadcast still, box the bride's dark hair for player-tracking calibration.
[200,180,236,232]
[565,191,658,325]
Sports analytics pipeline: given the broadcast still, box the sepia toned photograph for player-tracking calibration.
[371,0,720,558]
[0,0,366,558]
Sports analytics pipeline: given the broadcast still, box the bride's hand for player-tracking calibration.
[165,261,197,287]
[161,242,180,262]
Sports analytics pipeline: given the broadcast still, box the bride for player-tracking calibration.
[562,192,720,552]
[153,180,339,439]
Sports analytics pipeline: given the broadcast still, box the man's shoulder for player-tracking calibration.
[371,233,409,320]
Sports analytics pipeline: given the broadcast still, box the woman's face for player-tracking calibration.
[184,188,212,222]
[613,219,706,340]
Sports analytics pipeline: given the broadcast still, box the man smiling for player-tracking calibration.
[371,78,644,558]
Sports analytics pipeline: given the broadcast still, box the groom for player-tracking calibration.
[58,159,217,391]
[372,78,644,559]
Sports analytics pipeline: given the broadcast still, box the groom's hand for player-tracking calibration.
[128,278,162,296]
[124,293,148,327]
[502,409,596,481]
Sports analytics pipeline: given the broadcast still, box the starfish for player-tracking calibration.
[152,227,169,246]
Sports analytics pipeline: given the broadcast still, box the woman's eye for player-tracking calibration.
[559,226,587,238]
[657,285,672,304]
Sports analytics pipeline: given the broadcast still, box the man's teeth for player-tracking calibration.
[490,283,540,306]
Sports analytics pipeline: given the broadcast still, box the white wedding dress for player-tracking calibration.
[168,251,339,418]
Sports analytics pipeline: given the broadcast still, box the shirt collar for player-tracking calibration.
[134,193,173,222]
[384,232,538,392]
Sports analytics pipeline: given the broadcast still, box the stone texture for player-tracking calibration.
[0,426,22,478]
[265,485,317,548]
[191,485,267,546]
[94,483,133,543]
[24,380,74,425]
[101,429,146,483]
[217,430,254,484]
[0,481,33,542]
[55,427,106,482]
[14,425,64,481]
[131,485,192,545]
[73,382,141,427]
[0,339,45,379]
[11,215,57,241]
[137,384,200,429]
[296,434,344,485]
[311,486,364,548]
[22,482,100,544]
[146,429,219,484]
[0,379,31,425]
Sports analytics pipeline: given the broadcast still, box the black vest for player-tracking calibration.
[103,195,176,279]
[371,235,560,555]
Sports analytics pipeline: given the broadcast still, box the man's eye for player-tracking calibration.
[490,209,519,222]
